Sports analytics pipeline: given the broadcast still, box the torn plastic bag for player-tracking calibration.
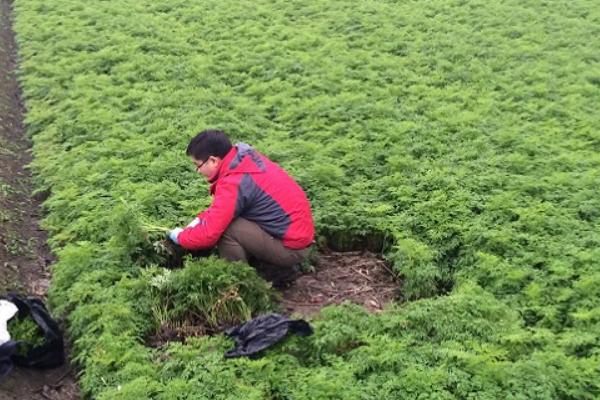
[2,294,65,369]
[224,313,313,358]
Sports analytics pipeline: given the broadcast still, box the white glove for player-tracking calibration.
[187,217,201,228]
[168,228,184,245]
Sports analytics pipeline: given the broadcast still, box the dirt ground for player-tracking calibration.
[0,0,79,398]
[281,249,400,316]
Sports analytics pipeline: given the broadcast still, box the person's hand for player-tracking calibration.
[187,217,201,228]
[168,228,184,244]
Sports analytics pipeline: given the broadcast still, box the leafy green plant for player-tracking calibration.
[7,317,45,356]
[145,257,276,336]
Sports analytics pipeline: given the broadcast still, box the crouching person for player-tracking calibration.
[168,130,315,287]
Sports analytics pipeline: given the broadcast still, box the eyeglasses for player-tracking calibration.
[195,158,208,171]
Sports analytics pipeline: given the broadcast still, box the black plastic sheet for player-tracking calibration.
[224,313,313,358]
[0,340,18,381]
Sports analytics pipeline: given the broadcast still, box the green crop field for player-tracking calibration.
[11,0,600,398]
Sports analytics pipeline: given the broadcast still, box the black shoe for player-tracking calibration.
[272,265,302,289]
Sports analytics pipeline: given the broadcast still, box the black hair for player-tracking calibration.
[186,130,233,161]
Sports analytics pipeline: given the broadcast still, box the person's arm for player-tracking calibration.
[175,176,242,250]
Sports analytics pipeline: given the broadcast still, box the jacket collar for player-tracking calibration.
[208,143,263,194]
[208,147,235,194]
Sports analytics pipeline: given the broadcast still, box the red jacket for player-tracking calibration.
[177,143,315,250]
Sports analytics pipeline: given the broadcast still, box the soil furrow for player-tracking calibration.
[0,0,78,398]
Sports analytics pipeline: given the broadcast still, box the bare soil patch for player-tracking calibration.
[0,0,79,398]
[281,249,401,316]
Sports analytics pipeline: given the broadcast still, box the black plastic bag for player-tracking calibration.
[3,294,65,369]
[224,313,313,358]
[0,340,18,381]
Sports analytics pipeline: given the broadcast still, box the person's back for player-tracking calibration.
[221,143,314,249]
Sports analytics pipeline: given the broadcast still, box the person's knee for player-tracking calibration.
[217,218,250,262]
[217,236,247,262]
[221,217,248,241]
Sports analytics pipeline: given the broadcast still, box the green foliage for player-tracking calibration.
[388,237,441,299]
[7,316,45,356]
[11,0,600,397]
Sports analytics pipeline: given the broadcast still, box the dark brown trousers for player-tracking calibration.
[217,218,310,285]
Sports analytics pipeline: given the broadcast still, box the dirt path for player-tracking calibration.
[0,0,78,398]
